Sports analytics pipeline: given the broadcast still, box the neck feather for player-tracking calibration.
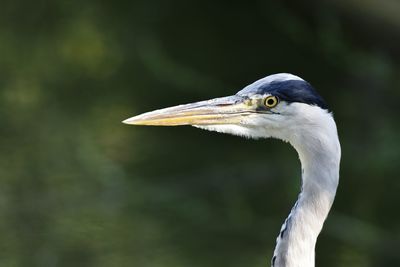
[272,111,341,267]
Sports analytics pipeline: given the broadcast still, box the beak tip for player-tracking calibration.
[122,117,136,125]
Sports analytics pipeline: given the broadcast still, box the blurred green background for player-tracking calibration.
[1,0,400,266]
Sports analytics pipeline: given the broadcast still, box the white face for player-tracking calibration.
[195,94,327,137]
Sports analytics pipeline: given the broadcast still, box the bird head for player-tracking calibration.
[123,73,331,142]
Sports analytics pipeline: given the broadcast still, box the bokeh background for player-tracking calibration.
[1,0,399,266]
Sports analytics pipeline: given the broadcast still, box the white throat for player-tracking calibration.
[271,106,341,267]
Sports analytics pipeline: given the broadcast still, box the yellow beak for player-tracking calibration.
[123,95,255,126]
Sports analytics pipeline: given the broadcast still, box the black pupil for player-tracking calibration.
[267,98,275,106]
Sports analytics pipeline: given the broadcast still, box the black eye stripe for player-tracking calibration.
[237,79,328,110]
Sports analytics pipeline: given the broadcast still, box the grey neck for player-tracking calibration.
[271,121,341,267]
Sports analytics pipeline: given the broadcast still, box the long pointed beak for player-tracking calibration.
[123,95,253,126]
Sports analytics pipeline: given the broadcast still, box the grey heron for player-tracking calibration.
[123,73,341,267]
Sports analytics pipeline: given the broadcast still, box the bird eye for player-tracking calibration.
[264,96,279,108]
